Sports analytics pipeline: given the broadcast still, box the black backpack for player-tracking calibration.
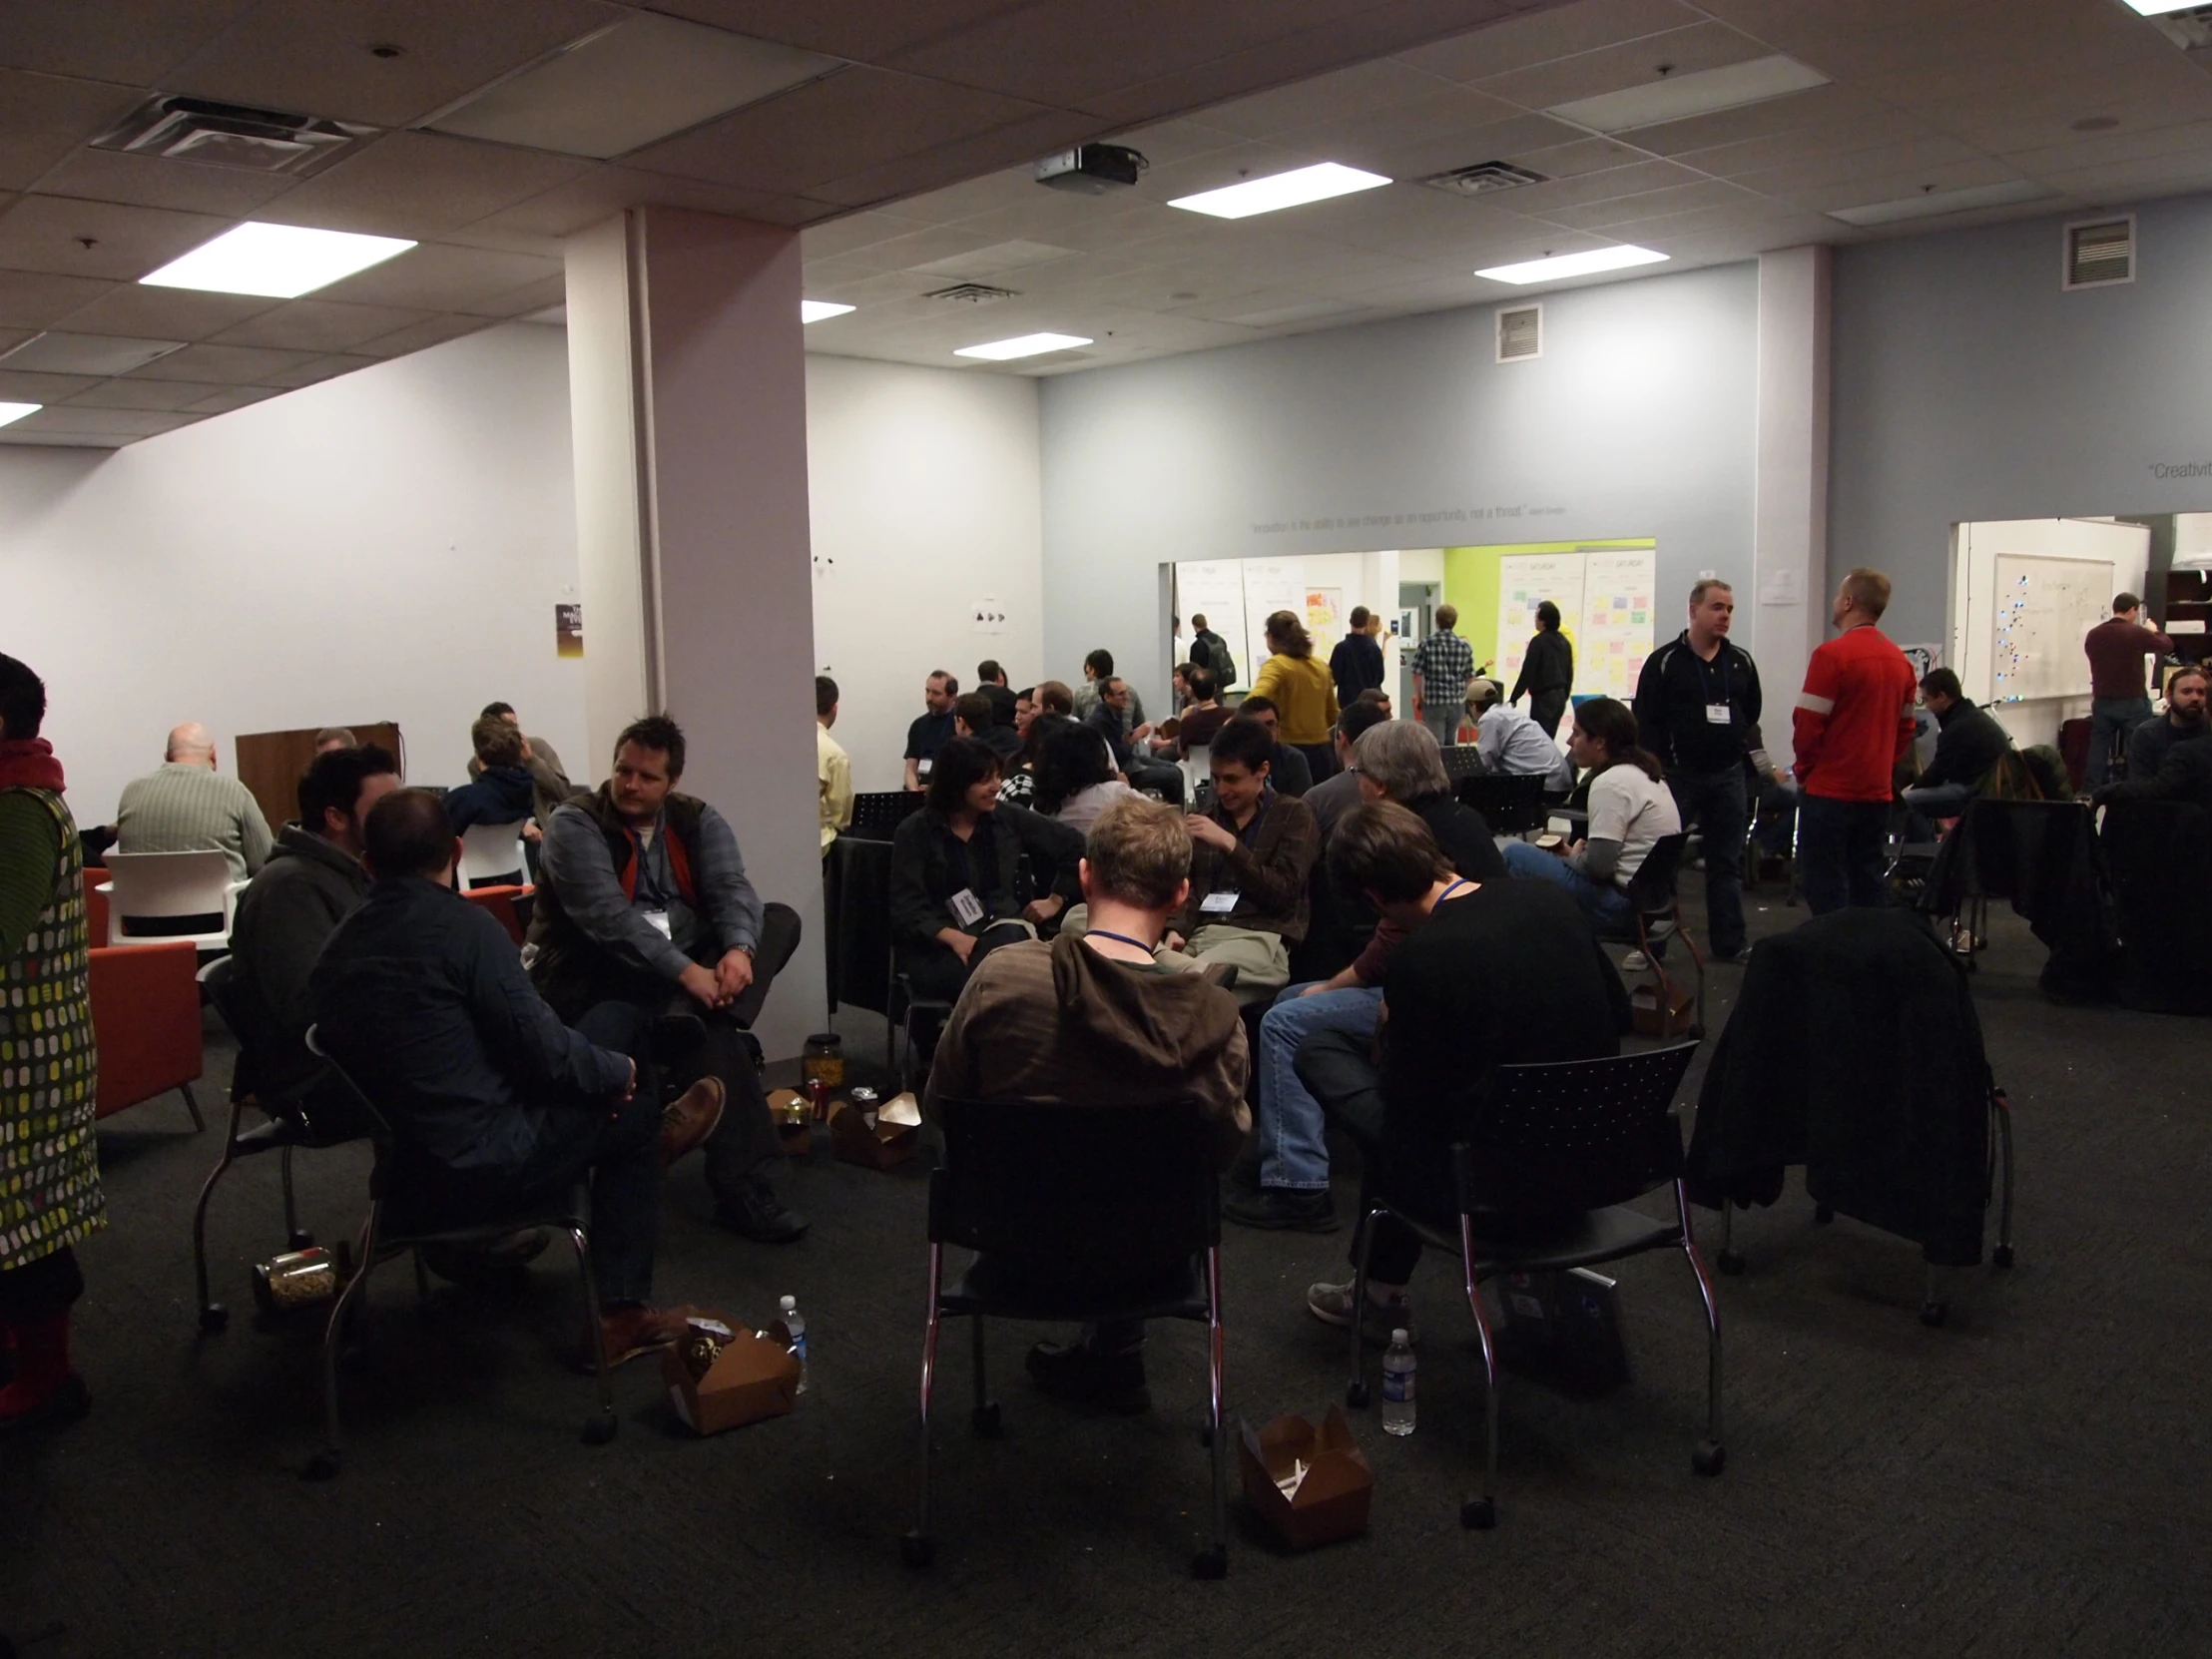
[1197,631,1238,690]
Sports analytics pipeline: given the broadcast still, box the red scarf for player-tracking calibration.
[0,739,64,793]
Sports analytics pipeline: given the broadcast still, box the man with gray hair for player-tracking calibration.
[115,721,273,879]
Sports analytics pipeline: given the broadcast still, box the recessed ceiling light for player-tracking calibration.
[2123,2,2202,14]
[1828,179,2052,227]
[1546,55,1829,134]
[1169,162,1390,220]
[801,300,855,323]
[1475,246,1669,284]
[954,332,1092,360]
[0,402,40,430]
[140,222,414,298]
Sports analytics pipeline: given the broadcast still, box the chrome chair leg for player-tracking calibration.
[178,1081,206,1132]
[570,1226,617,1444]
[969,1313,998,1434]
[1192,1244,1228,1580]
[306,1205,380,1480]
[1679,1182,1726,1474]
[1346,1206,1381,1408]
[281,1143,310,1250]
[903,1244,943,1568]
[192,1101,246,1333]
[1457,1213,1499,1529]
[1990,1088,2015,1269]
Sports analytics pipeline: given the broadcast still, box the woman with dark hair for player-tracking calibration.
[1033,721,1134,833]
[998,711,1073,807]
[1251,608,1341,781]
[1500,697,1678,929]
[891,737,1084,1002]
[1509,599,1575,737]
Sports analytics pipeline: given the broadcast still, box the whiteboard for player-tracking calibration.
[1241,560,1306,680]
[1989,553,2113,703]
[1175,561,1253,691]
[1495,555,1586,691]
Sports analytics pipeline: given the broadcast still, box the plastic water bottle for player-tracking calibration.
[1382,1329,1415,1435]
[777,1294,810,1394]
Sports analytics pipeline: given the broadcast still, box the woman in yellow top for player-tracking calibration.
[1250,610,1342,780]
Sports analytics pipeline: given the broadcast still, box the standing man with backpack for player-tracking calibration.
[1189,614,1239,695]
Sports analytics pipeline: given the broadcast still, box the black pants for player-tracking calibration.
[1528,690,1568,739]
[576,991,787,1204]
[1667,766,1750,956]
[0,1246,83,1323]
[1295,741,1340,783]
[897,921,1032,1004]
[1798,796,1891,915]
[404,1103,661,1306]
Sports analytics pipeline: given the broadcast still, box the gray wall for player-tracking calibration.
[1831,191,2212,648]
[1038,263,1760,703]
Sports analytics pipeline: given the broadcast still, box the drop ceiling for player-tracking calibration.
[1,0,2210,444]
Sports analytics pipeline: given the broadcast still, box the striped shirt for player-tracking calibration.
[1412,627,1475,700]
[116,762,274,879]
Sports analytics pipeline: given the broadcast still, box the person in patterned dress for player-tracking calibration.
[0,653,100,1432]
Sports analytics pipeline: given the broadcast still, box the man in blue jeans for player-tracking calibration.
[1224,802,1479,1232]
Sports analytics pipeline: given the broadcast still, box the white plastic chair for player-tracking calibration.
[1180,741,1211,800]
[456,821,529,890]
[100,850,241,950]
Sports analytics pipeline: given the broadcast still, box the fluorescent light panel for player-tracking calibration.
[1476,246,1668,284]
[1169,162,1389,220]
[954,332,1091,360]
[2124,2,2201,15]
[141,222,414,298]
[1828,179,2051,227]
[1546,54,1829,134]
[0,401,40,429]
[801,300,854,322]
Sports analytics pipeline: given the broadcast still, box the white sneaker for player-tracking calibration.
[1620,949,1649,970]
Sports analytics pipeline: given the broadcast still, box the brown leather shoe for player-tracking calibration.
[659,1077,726,1168]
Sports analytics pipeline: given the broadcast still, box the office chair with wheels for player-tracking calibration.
[1344,1041,1720,1528]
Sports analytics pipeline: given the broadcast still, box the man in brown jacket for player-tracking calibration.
[925,795,1250,1412]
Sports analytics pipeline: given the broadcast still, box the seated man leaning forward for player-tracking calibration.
[1225,802,1480,1234]
[924,795,1250,1412]
[527,715,805,1244]
[310,789,728,1366]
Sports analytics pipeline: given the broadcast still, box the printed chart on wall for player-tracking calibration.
[1495,555,1584,692]
[1578,550,1657,699]
[1990,553,2113,702]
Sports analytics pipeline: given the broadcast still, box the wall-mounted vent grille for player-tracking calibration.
[926,282,1017,303]
[1496,303,1542,362]
[2064,216,2134,290]
[92,96,371,176]
[1422,161,1547,197]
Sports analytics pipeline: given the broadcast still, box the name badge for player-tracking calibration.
[1201,888,1240,915]
[948,887,985,927]
[645,909,673,939]
[1706,703,1732,726]
[916,758,934,779]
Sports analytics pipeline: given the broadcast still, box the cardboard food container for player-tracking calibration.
[766,1087,815,1156]
[1238,1406,1374,1550]
[1629,977,1694,1038]
[830,1093,921,1169]
[663,1327,802,1435]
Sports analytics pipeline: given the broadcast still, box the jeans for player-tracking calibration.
[1667,767,1750,956]
[1796,795,1891,914]
[1420,703,1461,752]
[1900,781,1976,837]
[1255,983,1384,1191]
[1500,838,1634,934]
[2089,696,2152,788]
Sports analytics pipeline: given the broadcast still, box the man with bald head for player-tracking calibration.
[115,721,274,879]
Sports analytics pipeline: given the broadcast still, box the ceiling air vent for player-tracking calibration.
[1496,303,1542,363]
[91,96,372,176]
[1422,161,1548,198]
[2063,216,2134,290]
[926,282,1017,303]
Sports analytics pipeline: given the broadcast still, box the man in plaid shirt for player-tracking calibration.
[1411,606,1474,749]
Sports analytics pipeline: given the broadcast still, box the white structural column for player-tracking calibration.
[1751,245,1832,769]
[564,207,824,1058]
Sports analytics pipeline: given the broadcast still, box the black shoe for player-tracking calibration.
[1025,1341,1150,1413]
[716,1180,809,1243]
[1225,1141,1265,1194]
[0,1373,91,1434]
[649,1011,708,1059]
[1222,1185,1340,1233]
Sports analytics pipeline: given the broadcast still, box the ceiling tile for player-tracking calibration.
[1784,157,2029,218]
[0,194,234,280]
[52,281,279,339]
[165,0,629,129]
[31,147,305,218]
[1523,175,1761,231]
[1919,59,2212,160]
[798,208,944,260]
[465,272,567,317]
[182,384,280,413]
[2001,119,2212,180]
[0,0,256,85]
[1491,155,1704,213]
[1727,135,1988,201]
[1396,0,1704,83]
[0,269,118,329]
[1473,21,1777,112]
[139,340,322,383]
[207,296,436,349]
[449,166,781,248]
[1501,133,1649,180]
[352,312,494,356]
[0,429,134,448]
[1162,56,1473,143]
[257,130,593,240]
[0,71,145,194]
[641,0,1031,62]
[260,351,379,388]
[63,375,233,409]
[1667,108,1932,180]
[0,366,102,402]
[312,241,561,309]
[9,403,197,435]
[1615,79,1890,158]
[2036,152,2212,210]
[807,108,1102,210]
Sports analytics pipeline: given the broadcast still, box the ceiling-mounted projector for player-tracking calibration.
[1035,143,1147,195]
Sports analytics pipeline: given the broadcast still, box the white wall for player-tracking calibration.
[0,323,585,823]
[806,353,1042,793]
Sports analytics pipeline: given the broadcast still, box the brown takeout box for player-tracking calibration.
[766,1087,815,1155]
[662,1327,802,1435]
[1238,1406,1374,1550]
[830,1096,919,1169]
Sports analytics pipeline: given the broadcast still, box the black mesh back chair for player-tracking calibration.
[298,1028,616,1480]
[1454,772,1550,835]
[847,790,927,840]
[1440,744,1487,783]
[1597,832,1706,1039]
[1346,1041,1720,1528]
[904,1099,1229,1579]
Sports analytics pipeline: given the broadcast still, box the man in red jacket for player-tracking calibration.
[1792,568,1917,914]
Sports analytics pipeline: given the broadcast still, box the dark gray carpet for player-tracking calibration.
[6,875,2208,1658]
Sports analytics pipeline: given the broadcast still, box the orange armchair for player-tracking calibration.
[462,882,533,948]
[88,939,206,1129]
[83,866,109,945]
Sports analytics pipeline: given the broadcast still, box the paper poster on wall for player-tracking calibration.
[1306,587,1344,658]
[555,603,583,659]
[1242,560,1305,676]
[1577,549,1657,700]
[1495,555,1585,691]
[1900,644,1942,683]
[1175,561,1253,691]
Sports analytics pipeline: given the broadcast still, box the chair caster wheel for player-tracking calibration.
[901,1532,935,1569]
[1814,1205,1834,1224]
[304,1449,341,1481]
[1346,1382,1369,1408]
[1920,1301,1948,1328]
[1693,1439,1726,1476]
[288,1231,315,1251]
[199,1303,229,1334]
[970,1401,1001,1436]
[582,1411,618,1446]
[1717,1251,1745,1277]
[1460,1495,1496,1530]
[1189,1543,1228,1580]
[1993,1244,2013,1270]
